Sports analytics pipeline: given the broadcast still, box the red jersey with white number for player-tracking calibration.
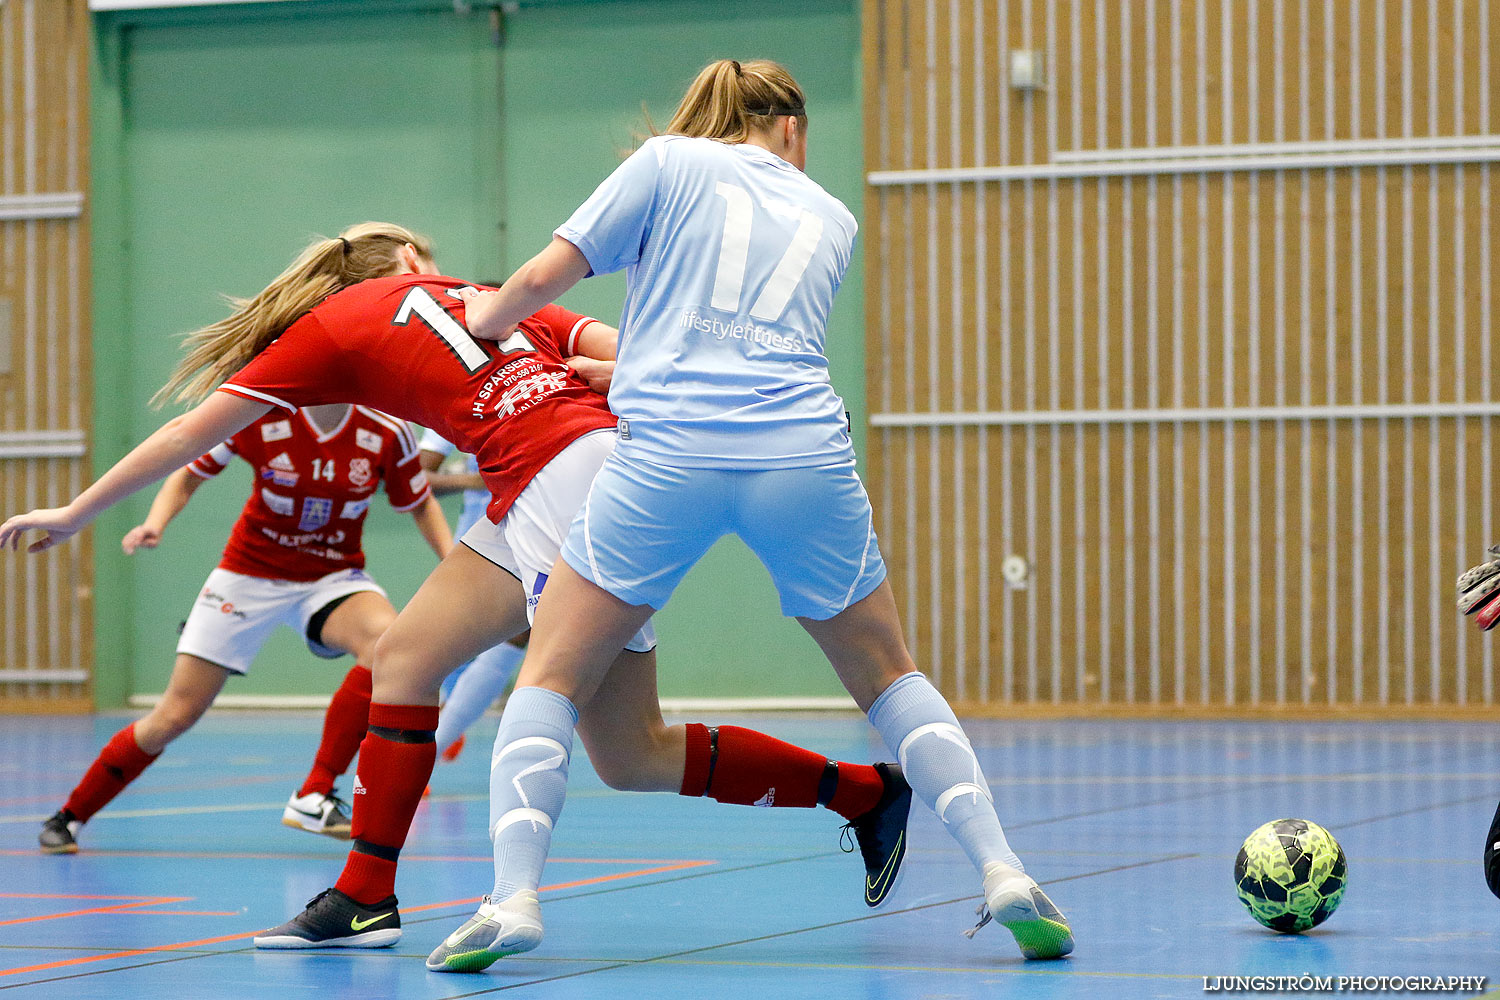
[220,274,616,522]
[189,406,432,581]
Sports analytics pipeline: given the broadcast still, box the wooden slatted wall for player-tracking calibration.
[0,0,93,712]
[864,0,1500,714]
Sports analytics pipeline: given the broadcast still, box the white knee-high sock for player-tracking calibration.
[436,642,526,753]
[489,686,577,901]
[866,671,1024,874]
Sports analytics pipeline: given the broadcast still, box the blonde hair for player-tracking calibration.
[153,221,433,407]
[666,59,807,143]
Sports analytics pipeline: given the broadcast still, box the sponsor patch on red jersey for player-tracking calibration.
[189,407,431,581]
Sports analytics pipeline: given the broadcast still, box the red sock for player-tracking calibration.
[298,665,372,797]
[63,723,159,822]
[679,724,885,821]
[334,702,438,905]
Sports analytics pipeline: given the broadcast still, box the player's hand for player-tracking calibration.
[121,524,163,555]
[0,505,86,554]
[1457,544,1500,630]
[454,287,517,343]
[566,356,615,395]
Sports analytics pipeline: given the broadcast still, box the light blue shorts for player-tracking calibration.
[560,450,888,620]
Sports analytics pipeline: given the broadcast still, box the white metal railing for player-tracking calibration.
[0,193,84,221]
[1055,134,1500,163]
[866,145,1500,185]
[870,401,1500,428]
[0,430,87,459]
[0,670,88,683]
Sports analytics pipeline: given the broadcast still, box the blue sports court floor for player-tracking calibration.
[0,712,1495,998]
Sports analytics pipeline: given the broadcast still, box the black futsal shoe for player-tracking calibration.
[842,762,913,908]
[39,810,79,855]
[1484,799,1500,900]
[253,888,401,949]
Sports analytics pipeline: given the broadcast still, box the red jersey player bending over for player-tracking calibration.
[1,222,910,956]
[38,401,449,853]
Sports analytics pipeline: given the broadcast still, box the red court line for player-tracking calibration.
[0,775,296,809]
[0,930,270,978]
[0,893,164,901]
[0,898,192,928]
[121,910,241,917]
[0,848,709,864]
[0,858,716,979]
[0,848,498,862]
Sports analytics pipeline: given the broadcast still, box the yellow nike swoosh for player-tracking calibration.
[350,911,395,932]
[865,831,905,901]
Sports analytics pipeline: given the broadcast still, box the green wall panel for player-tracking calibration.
[93,6,504,702]
[92,0,862,704]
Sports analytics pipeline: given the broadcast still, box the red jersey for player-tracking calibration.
[221,274,616,522]
[189,406,432,581]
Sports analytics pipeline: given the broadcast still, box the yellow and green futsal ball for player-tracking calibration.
[1234,818,1347,933]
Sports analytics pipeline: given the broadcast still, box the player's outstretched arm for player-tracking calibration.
[573,321,618,361]
[121,467,207,554]
[410,494,455,559]
[418,449,485,496]
[0,392,270,554]
[461,236,591,341]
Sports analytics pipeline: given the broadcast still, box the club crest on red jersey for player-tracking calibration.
[298,497,334,531]
[348,457,373,487]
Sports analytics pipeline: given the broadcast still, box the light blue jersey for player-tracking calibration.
[556,134,857,468]
[417,428,488,536]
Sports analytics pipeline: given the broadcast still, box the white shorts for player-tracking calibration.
[460,428,657,654]
[175,566,387,675]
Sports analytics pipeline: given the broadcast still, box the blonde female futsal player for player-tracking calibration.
[426,59,1075,972]
[1,221,911,950]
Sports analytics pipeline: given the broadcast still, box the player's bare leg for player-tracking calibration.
[575,649,685,792]
[255,546,529,949]
[41,654,229,853]
[799,580,1073,960]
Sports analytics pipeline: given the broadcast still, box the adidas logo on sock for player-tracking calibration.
[352,776,367,796]
[753,788,775,808]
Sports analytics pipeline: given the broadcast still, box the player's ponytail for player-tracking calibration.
[666,59,807,144]
[152,222,433,407]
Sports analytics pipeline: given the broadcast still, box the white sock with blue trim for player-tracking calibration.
[436,642,526,754]
[489,686,577,902]
[866,671,1024,874]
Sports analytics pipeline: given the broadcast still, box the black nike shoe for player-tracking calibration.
[253,888,401,949]
[1484,799,1500,900]
[841,762,912,908]
[39,810,79,855]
